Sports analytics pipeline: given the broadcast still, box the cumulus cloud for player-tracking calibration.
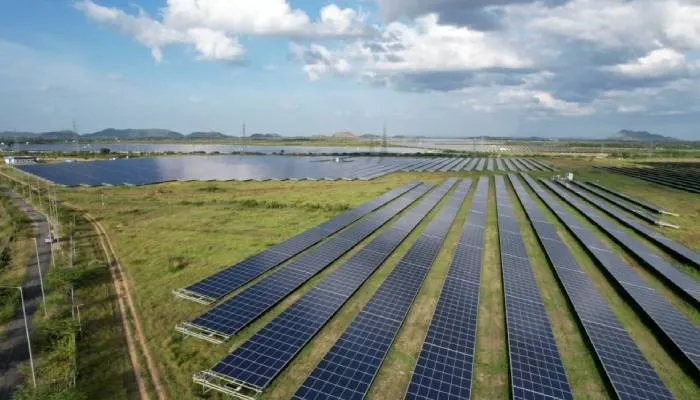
[292,13,530,87]
[75,0,367,62]
[607,48,693,79]
[75,1,244,62]
[289,43,351,81]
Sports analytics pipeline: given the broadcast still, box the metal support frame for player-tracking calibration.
[171,288,215,305]
[193,370,262,400]
[175,322,228,344]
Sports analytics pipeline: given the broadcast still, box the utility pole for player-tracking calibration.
[382,120,388,154]
[73,120,79,153]
[0,286,37,388]
[34,238,48,317]
[241,122,247,155]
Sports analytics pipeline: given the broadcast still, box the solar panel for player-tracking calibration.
[548,183,700,307]
[572,182,659,225]
[584,182,673,215]
[494,176,572,400]
[539,178,700,372]
[495,158,505,171]
[293,179,470,400]
[174,182,420,304]
[192,181,463,398]
[486,158,494,171]
[560,181,700,270]
[503,159,516,171]
[404,177,488,400]
[475,158,486,172]
[513,174,674,399]
[176,184,433,343]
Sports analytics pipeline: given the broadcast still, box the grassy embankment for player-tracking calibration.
[0,168,134,400]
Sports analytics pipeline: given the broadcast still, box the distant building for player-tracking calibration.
[3,156,37,165]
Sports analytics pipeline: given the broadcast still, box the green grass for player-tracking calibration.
[2,160,699,399]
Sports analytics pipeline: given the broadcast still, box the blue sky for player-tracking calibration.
[1,1,699,139]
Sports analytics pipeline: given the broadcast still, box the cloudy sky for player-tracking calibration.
[1,0,699,139]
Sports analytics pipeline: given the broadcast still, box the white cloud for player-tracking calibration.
[292,13,529,82]
[188,95,204,103]
[75,1,244,62]
[75,0,367,62]
[498,89,594,116]
[363,14,529,72]
[608,48,691,78]
[290,43,351,81]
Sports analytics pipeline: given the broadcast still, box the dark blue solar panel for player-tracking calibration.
[573,182,659,225]
[293,179,469,400]
[179,182,419,303]
[196,180,462,394]
[405,177,488,400]
[540,178,700,373]
[585,182,670,215]
[494,176,572,400]
[513,174,674,399]
[182,184,432,339]
[561,181,700,270]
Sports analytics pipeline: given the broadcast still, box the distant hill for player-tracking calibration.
[85,128,184,139]
[250,133,281,139]
[333,131,356,139]
[39,130,80,140]
[187,131,228,139]
[0,131,36,139]
[611,129,678,141]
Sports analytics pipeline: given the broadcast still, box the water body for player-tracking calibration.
[8,143,428,154]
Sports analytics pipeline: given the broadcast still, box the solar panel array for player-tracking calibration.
[600,166,700,194]
[293,178,469,400]
[544,180,700,372]
[585,182,673,215]
[494,176,572,400]
[515,174,675,400]
[195,180,462,396]
[561,181,700,269]
[572,182,660,225]
[177,184,432,342]
[404,177,488,400]
[554,182,700,307]
[175,182,420,303]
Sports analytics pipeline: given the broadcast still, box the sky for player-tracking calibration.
[1,1,699,139]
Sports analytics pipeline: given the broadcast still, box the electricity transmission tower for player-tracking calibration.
[241,122,247,154]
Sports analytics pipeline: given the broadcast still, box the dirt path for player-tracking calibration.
[0,190,52,400]
[82,212,167,400]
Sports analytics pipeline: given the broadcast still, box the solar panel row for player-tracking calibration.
[404,177,489,400]
[514,174,674,400]
[585,182,673,215]
[543,180,700,372]
[572,182,660,225]
[174,182,420,304]
[176,183,433,343]
[552,182,700,307]
[293,178,469,400]
[193,180,463,397]
[600,166,700,194]
[560,181,700,269]
[494,176,572,400]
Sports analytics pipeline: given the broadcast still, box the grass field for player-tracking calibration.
[2,158,699,399]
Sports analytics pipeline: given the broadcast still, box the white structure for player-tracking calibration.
[3,156,37,165]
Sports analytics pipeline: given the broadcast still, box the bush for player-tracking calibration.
[167,255,189,272]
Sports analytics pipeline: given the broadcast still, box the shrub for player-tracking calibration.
[167,255,188,272]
